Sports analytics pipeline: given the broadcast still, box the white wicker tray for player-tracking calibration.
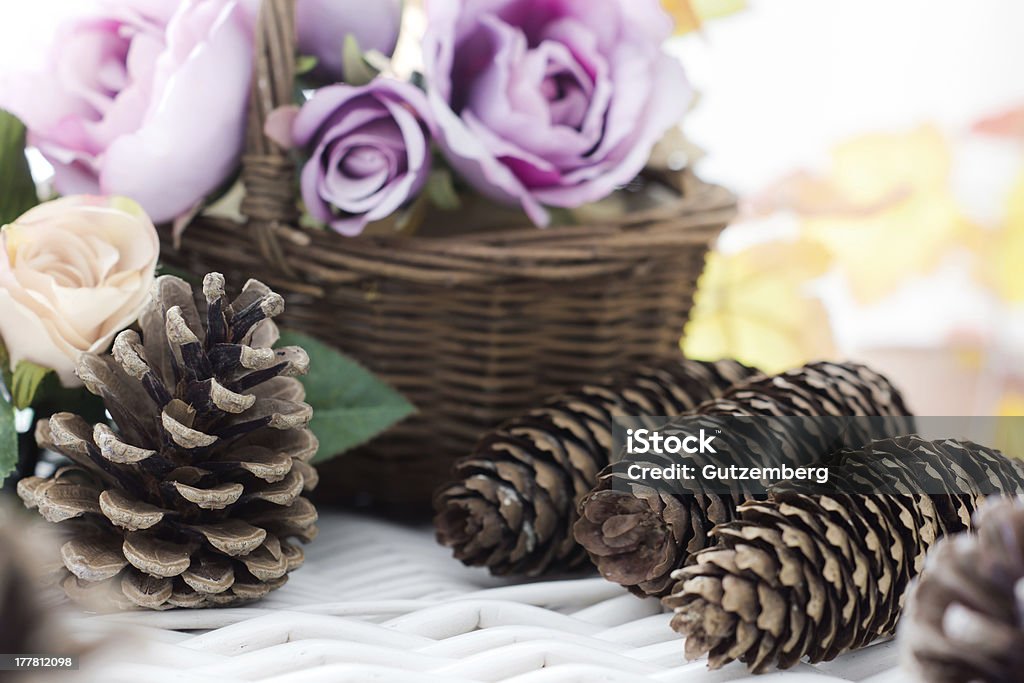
[64,512,905,683]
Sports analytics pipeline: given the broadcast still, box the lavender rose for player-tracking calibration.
[0,0,253,224]
[290,79,434,237]
[422,0,690,226]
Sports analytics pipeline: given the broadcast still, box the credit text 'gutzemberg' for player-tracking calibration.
[623,428,830,484]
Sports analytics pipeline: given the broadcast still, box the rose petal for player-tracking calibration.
[0,287,83,387]
[264,105,300,150]
[99,0,252,223]
[296,0,402,80]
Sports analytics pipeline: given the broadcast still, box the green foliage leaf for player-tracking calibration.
[0,336,12,391]
[296,55,319,76]
[0,340,17,485]
[341,34,379,86]
[11,361,51,410]
[0,109,39,225]
[426,167,462,211]
[277,330,415,464]
[0,387,14,486]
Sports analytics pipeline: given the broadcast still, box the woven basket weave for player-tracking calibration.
[159,0,737,509]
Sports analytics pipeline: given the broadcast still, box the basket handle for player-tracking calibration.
[241,0,299,275]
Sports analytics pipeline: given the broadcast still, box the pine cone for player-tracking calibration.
[664,436,1024,673]
[902,497,1024,682]
[434,359,758,576]
[574,361,914,597]
[17,274,319,610]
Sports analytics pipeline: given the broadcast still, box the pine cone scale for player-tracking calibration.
[181,555,234,594]
[23,471,104,523]
[61,535,127,582]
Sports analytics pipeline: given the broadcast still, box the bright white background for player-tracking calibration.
[674,0,1024,195]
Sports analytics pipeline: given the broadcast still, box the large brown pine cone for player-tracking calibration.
[902,497,1024,682]
[433,359,758,576]
[17,274,319,610]
[664,436,1024,673]
[573,361,914,597]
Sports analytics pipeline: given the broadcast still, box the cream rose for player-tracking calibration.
[0,196,159,387]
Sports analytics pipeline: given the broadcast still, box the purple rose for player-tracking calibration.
[0,0,253,224]
[292,79,434,237]
[296,0,403,81]
[422,0,690,226]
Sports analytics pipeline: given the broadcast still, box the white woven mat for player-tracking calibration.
[66,512,905,683]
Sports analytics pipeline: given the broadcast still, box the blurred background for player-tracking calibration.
[2,0,1022,418]
[667,0,1024,421]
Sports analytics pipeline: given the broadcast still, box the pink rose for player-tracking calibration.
[0,197,160,387]
[0,0,253,224]
[422,0,690,226]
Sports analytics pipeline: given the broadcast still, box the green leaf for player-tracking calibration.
[0,339,15,486]
[11,361,52,410]
[0,109,39,225]
[277,330,415,463]
[341,34,379,86]
[426,167,462,211]
[296,55,319,76]
[362,49,392,74]
[0,336,12,393]
[0,386,15,486]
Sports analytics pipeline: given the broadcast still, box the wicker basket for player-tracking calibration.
[159,0,737,509]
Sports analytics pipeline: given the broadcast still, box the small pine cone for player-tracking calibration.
[664,436,1024,673]
[434,359,758,576]
[902,497,1024,682]
[17,274,319,611]
[574,361,914,598]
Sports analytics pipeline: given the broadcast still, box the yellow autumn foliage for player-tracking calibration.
[750,126,974,304]
[683,239,836,374]
[662,0,747,35]
[975,170,1024,303]
[995,393,1024,459]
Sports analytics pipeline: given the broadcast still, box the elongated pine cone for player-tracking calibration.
[574,361,914,597]
[665,436,1024,673]
[433,358,759,576]
[902,497,1024,682]
[17,274,319,610]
